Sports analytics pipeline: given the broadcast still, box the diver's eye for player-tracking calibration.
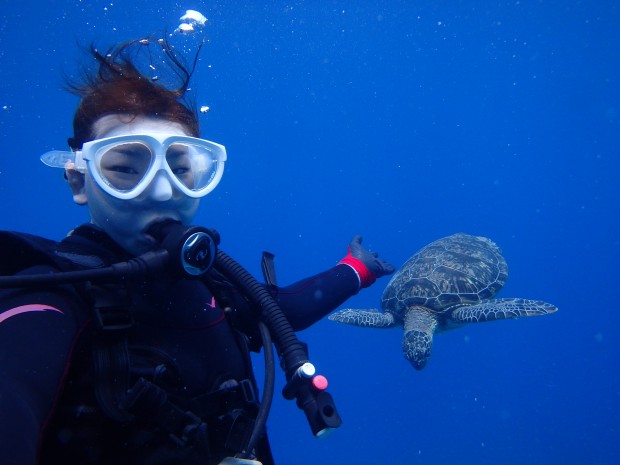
[98,142,153,190]
[107,165,141,175]
[167,145,193,177]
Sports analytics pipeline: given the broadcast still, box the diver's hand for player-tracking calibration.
[339,235,395,288]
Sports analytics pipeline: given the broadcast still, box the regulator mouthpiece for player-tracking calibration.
[148,220,220,278]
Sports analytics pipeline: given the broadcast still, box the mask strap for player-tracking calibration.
[67,136,81,151]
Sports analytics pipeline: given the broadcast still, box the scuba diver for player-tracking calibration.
[0,37,394,465]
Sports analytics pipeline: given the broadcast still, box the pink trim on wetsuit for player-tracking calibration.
[0,304,63,325]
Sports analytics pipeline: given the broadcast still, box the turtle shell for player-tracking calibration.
[382,233,508,318]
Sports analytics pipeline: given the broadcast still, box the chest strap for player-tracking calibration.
[90,282,134,423]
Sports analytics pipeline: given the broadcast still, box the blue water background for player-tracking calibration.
[1,2,618,464]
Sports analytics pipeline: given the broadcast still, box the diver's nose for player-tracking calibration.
[148,172,174,201]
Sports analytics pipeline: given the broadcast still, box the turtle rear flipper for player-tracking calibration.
[328,309,396,327]
[450,298,557,323]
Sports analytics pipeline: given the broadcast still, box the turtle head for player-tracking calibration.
[403,329,433,370]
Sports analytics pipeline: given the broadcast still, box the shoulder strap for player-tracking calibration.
[86,280,135,423]
[0,229,105,275]
[0,231,61,274]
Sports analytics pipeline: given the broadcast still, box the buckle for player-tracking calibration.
[88,283,133,331]
[239,379,258,405]
[94,305,134,331]
[169,410,208,447]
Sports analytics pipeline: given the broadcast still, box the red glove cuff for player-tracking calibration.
[338,254,376,289]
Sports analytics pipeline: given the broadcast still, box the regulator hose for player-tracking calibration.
[0,249,170,288]
[240,320,275,459]
[213,248,309,377]
[211,246,342,438]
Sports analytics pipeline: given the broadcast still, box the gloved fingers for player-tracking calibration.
[348,235,363,251]
[347,234,396,277]
[373,257,396,276]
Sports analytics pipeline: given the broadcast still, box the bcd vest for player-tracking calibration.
[0,229,274,465]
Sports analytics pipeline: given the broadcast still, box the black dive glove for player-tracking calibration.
[338,235,395,288]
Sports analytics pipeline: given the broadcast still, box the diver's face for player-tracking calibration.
[83,115,200,255]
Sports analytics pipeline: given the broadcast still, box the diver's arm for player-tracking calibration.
[0,266,84,464]
[271,263,362,330]
[271,235,395,330]
[254,253,388,331]
[221,263,360,351]
[224,236,394,337]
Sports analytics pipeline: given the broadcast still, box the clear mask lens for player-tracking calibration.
[95,140,221,195]
[168,142,220,192]
[97,142,153,192]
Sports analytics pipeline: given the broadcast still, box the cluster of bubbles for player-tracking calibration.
[172,10,211,114]
[129,10,212,114]
[174,10,208,35]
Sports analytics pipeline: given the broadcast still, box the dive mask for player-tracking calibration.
[41,133,227,199]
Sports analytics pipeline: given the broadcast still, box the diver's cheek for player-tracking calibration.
[178,198,200,225]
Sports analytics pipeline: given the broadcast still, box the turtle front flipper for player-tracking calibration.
[450,298,557,323]
[328,309,396,327]
[403,306,438,370]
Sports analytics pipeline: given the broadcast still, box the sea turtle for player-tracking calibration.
[329,233,557,370]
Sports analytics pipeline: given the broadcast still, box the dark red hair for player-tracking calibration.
[67,37,201,149]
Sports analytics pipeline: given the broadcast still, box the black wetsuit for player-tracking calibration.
[0,224,361,465]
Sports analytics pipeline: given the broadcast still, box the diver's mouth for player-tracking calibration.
[142,233,158,246]
[143,218,181,244]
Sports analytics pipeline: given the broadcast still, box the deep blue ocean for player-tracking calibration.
[1,2,618,464]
